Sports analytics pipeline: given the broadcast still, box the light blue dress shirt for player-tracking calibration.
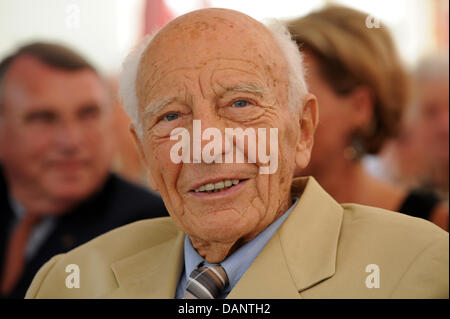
[175,197,299,298]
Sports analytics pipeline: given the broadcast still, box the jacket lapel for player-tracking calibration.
[106,231,184,298]
[281,177,343,292]
[226,230,302,298]
[227,177,343,298]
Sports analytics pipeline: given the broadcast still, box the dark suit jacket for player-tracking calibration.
[0,168,168,299]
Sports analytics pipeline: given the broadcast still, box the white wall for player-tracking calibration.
[167,0,439,67]
[0,0,143,75]
[0,0,442,74]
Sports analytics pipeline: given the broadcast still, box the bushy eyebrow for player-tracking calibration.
[227,83,265,95]
[143,98,174,119]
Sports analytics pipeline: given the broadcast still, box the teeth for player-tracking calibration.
[214,181,224,189]
[194,179,241,193]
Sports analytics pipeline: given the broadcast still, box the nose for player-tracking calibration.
[55,120,83,154]
[191,102,228,163]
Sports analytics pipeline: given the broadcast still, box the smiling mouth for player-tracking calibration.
[191,179,248,194]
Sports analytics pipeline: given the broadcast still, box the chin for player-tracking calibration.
[48,181,97,204]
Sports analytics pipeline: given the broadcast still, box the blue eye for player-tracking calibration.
[164,113,179,121]
[232,100,248,108]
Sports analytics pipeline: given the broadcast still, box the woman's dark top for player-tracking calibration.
[398,189,441,220]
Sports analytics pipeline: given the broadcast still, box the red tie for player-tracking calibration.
[1,213,41,294]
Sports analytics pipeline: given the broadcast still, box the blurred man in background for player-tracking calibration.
[365,51,449,230]
[372,52,449,199]
[413,52,449,199]
[0,42,168,298]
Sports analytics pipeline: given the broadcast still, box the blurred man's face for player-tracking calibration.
[0,56,114,214]
[417,78,449,164]
[132,10,316,262]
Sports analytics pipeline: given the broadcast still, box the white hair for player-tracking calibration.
[263,19,308,112]
[118,18,308,138]
[118,33,155,137]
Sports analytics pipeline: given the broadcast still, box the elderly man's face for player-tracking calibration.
[133,10,316,259]
[0,56,114,214]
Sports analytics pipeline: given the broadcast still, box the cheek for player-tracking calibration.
[256,112,295,192]
[308,79,344,123]
[313,93,351,145]
[83,118,111,142]
[147,140,181,188]
[18,128,54,159]
[0,128,53,176]
[276,125,297,185]
[314,92,340,124]
[86,129,113,158]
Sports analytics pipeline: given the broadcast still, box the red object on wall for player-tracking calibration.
[143,0,174,35]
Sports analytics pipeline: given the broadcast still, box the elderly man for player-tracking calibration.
[0,42,167,299]
[26,9,448,299]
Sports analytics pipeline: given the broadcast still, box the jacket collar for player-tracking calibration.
[107,177,343,298]
[107,231,184,298]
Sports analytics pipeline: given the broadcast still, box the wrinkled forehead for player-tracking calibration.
[136,9,287,105]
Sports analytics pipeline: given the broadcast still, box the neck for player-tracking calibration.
[189,238,236,264]
[9,183,75,216]
[312,158,365,204]
[311,158,406,210]
[190,195,292,264]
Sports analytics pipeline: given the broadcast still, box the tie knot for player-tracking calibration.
[184,265,229,299]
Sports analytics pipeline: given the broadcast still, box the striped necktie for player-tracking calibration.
[184,265,229,299]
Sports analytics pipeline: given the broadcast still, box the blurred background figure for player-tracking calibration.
[367,51,449,202]
[409,52,449,197]
[287,6,448,230]
[0,42,168,299]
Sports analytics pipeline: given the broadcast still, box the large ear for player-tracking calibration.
[295,93,319,170]
[129,123,159,191]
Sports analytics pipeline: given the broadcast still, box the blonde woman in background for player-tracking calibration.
[287,5,448,230]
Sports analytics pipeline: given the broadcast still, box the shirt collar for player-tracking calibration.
[183,197,299,291]
[9,195,26,220]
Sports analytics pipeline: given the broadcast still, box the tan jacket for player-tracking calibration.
[26,177,449,298]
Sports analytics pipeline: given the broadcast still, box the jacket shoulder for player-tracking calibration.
[329,204,448,298]
[25,217,179,298]
[341,203,447,244]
